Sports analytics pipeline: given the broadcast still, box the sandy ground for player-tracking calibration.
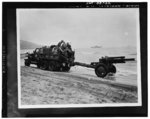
[21,66,137,105]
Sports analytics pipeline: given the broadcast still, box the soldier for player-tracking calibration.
[57,40,73,58]
[57,40,65,47]
[51,46,58,55]
[66,42,72,51]
[58,40,67,53]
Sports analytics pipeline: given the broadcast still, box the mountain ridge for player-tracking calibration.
[20,40,41,50]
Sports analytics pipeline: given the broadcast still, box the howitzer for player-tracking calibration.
[73,56,135,78]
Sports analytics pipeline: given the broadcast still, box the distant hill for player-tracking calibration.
[20,40,41,50]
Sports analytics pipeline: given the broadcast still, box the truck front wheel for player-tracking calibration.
[37,63,41,68]
[25,59,30,66]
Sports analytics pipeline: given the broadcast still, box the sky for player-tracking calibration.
[17,8,139,48]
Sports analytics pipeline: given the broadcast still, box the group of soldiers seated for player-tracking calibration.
[32,40,74,61]
[50,40,73,57]
[57,40,72,52]
[34,40,72,56]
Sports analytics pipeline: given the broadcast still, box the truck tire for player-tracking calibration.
[25,59,30,66]
[37,63,41,68]
[41,61,48,70]
[48,61,59,71]
[95,63,108,78]
[48,61,55,71]
[62,66,70,72]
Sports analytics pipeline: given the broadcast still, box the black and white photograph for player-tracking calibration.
[2,2,148,117]
[17,7,141,108]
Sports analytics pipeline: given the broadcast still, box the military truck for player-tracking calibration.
[24,41,75,72]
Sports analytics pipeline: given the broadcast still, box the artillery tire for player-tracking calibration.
[95,64,108,78]
[25,59,30,66]
[109,65,116,73]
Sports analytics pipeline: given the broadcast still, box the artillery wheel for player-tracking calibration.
[95,64,108,78]
[25,59,30,66]
[109,65,116,73]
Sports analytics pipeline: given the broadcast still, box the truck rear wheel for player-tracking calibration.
[95,64,108,78]
[41,61,48,70]
[48,62,55,71]
[62,66,70,72]
[48,61,59,71]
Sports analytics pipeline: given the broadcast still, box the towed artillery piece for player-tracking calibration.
[73,56,135,78]
[24,41,135,78]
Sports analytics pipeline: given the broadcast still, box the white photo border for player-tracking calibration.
[17,8,142,109]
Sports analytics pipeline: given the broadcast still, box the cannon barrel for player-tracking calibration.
[105,56,125,59]
[99,56,135,64]
[124,58,135,61]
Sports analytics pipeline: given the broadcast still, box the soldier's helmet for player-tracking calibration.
[61,42,67,49]
[66,41,72,49]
